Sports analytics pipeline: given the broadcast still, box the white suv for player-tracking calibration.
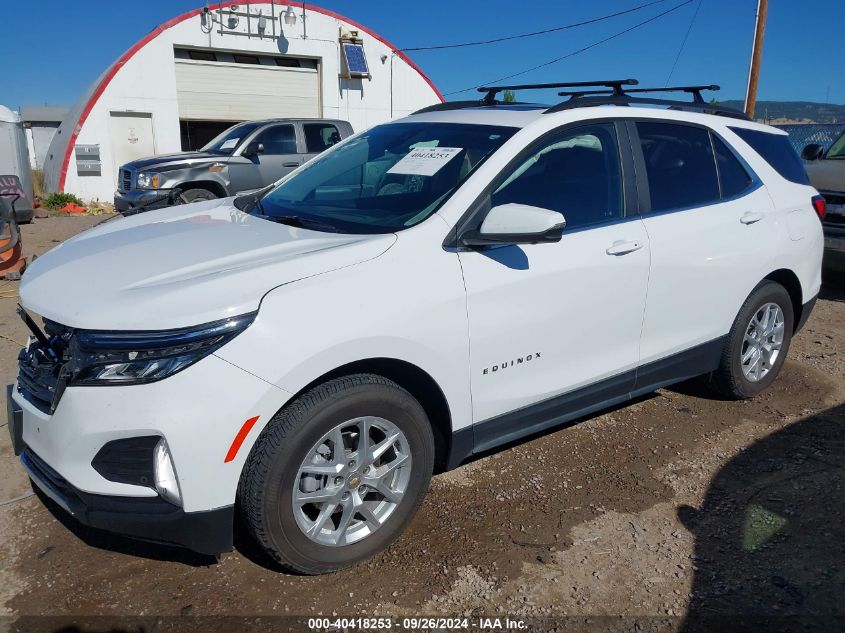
[8,81,824,574]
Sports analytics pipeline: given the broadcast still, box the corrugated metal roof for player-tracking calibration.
[19,105,69,123]
[0,105,20,123]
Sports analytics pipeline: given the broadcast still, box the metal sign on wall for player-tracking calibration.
[75,145,101,176]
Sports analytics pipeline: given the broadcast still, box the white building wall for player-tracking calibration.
[48,4,441,201]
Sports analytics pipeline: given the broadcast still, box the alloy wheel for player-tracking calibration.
[292,416,412,546]
[741,302,785,382]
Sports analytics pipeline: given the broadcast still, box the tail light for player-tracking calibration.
[812,195,826,221]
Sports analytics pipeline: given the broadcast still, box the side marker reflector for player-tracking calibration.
[224,416,260,463]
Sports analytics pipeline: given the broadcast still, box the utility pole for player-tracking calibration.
[743,0,768,119]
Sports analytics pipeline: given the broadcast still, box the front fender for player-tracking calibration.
[214,236,472,436]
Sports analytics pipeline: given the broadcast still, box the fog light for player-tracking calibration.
[154,439,182,506]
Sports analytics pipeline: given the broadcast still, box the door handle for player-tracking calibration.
[740,211,764,225]
[282,162,300,168]
[606,240,644,256]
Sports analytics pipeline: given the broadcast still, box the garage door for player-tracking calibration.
[175,60,320,121]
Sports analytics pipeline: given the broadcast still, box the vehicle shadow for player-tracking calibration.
[31,487,217,568]
[678,403,845,631]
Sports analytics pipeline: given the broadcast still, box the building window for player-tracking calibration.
[188,50,217,62]
[233,54,261,65]
[274,57,301,67]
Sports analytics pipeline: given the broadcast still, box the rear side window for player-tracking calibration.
[304,123,342,153]
[636,122,720,212]
[713,135,753,198]
[729,127,810,185]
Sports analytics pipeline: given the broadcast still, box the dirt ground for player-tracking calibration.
[1,216,843,631]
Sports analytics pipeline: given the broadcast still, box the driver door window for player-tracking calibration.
[230,124,300,194]
[253,124,297,155]
[490,123,623,231]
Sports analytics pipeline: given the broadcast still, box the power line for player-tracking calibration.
[399,0,670,52]
[444,0,694,96]
[664,0,704,86]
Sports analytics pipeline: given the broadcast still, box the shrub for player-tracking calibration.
[30,169,45,198]
[42,192,84,210]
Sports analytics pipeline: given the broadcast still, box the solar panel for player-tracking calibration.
[342,43,369,76]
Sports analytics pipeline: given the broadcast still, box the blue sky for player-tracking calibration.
[3,0,843,109]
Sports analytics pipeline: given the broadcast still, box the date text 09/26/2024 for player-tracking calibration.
[307,616,527,630]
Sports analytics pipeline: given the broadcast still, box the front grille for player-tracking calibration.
[121,168,133,192]
[16,319,73,414]
[17,347,60,413]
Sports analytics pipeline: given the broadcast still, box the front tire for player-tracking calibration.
[178,188,218,204]
[711,281,794,399]
[238,374,434,574]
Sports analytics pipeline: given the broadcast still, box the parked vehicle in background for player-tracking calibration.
[11,80,823,574]
[114,118,353,215]
[802,130,845,271]
[0,106,35,224]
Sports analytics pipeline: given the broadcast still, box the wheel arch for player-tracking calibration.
[763,268,804,331]
[283,358,455,473]
[178,180,228,198]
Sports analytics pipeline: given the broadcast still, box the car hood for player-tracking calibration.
[125,151,224,171]
[20,199,396,330]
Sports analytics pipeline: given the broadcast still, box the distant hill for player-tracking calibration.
[719,100,845,124]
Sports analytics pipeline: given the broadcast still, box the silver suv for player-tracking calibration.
[114,118,353,215]
[802,129,845,271]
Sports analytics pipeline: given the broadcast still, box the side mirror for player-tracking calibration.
[243,142,265,157]
[801,143,824,161]
[461,203,566,247]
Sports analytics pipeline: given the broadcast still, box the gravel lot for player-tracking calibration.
[1,216,843,631]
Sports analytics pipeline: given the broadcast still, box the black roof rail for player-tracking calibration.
[477,78,638,104]
[547,83,748,120]
[558,84,720,103]
[411,79,639,114]
[558,89,617,100]
[412,80,748,120]
[546,95,749,120]
[626,84,720,103]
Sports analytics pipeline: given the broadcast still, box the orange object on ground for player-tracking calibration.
[0,237,25,278]
[60,202,87,215]
[0,176,27,279]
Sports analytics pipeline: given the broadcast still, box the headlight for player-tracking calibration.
[69,312,256,386]
[136,172,163,189]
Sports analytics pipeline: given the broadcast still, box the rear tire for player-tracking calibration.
[179,188,218,204]
[238,374,434,575]
[711,281,794,399]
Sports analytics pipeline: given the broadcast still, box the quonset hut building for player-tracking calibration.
[43,2,443,201]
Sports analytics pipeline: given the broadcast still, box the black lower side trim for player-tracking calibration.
[21,447,233,556]
[632,335,726,396]
[447,337,726,469]
[795,295,817,333]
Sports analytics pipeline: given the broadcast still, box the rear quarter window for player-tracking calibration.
[729,127,810,185]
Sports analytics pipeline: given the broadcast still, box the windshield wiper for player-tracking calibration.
[267,215,342,233]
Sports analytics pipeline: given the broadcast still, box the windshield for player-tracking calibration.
[202,122,262,155]
[254,122,517,233]
[828,131,845,159]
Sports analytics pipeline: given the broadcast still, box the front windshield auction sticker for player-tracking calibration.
[387,147,463,177]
